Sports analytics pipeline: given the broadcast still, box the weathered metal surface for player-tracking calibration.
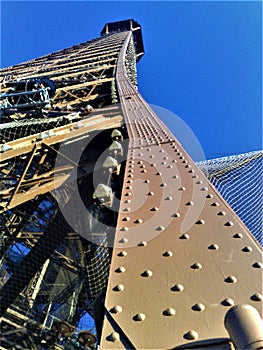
[100,31,262,349]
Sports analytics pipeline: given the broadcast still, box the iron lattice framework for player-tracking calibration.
[0,20,262,350]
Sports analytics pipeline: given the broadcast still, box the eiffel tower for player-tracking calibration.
[0,19,262,350]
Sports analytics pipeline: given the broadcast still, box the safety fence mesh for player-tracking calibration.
[197,150,263,245]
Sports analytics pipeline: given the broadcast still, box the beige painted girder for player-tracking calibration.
[100,31,262,349]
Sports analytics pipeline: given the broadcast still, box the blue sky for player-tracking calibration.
[1,1,262,160]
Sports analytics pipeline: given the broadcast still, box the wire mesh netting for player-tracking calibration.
[197,150,263,245]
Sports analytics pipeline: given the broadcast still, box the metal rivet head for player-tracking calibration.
[178,186,186,191]
[200,187,208,191]
[160,182,167,187]
[122,216,130,221]
[120,227,129,232]
[141,270,153,277]
[151,163,156,167]
[144,179,150,183]
[192,303,205,312]
[115,266,126,273]
[163,251,173,257]
[192,174,198,178]
[206,194,214,198]
[252,262,263,268]
[217,211,226,216]
[113,284,124,292]
[225,221,234,226]
[242,246,252,252]
[167,165,173,168]
[184,330,198,340]
[147,191,154,196]
[124,199,131,204]
[141,169,147,173]
[179,234,190,240]
[225,275,237,283]
[133,313,145,321]
[171,284,184,292]
[251,293,263,301]
[211,202,219,206]
[123,207,131,212]
[163,308,176,316]
[156,172,162,175]
[150,207,159,211]
[156,226,165,231]
[195,219,205,225]
[165,196,173,200]
[208,244,219,250]
[186,201,194,206]
[117,251,127,257]
[191,263,202,270]
[172,212,180,218]
[118,237,128,242]
[221,298,234,306]
[107,332,120,342]
[233,233,243,238]
[138,241,147,247]
[110,305,122,314]
[196,180,203,184]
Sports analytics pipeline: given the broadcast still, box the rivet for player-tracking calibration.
[251,293,263,301]
[206,194,213,198]
[192,174,198,178]
[172,212,180,217]
[107,332,120,342]
[161,161,166,165]
[125,192,132,196]
[156,226,165,231]
[160,182,167,187]
[192,303,205,312]
[233,233,243,238]
[186,201,194,206]
[118,237,128,242]
[172,175,179,179]
[179,234,190,240]
[252,262,263,268]
[221,298,234,306]
[149,155,155,158]
[167,165,173,169]
[123,207,131,212]
[172,159,177,163]
[196,180,203,184]
[110,305,122,313]
[120,227,129,232]
[127,180,133,184]
[156,172,162,175]
[115,266,126,273]
[150,207,159,211]
[163,308,176,316]
[113,284,124,292]
[178,186,186,191]
[144,179,150,183]
[141,270,153,277]
[150,163,156,167]
[184,330,198,340]
[137,160,143,164]
[147,191,154,196]
[159,149,164,153]
[242,246,252,252]
[200,187,208,191]
[171,284,184,292]
[191,262,202,270]
[133,313,146,321]
[126,186,132,190]
[217,211,226,216]
[163,251,173,257]
[163,156,168,160]
[211,202,219,206]
[117,251,127,257]
[124,199,131,204]
[165,196,173,200]
[225,221,234,226]
[208,244,219,250]
[134,218,143,224]
[225,275,237,283]
[188,169,194,173]
[122,217,130,221]
[137,241,147,247]
[128,174,133,178]
[141,169,147,173]
[195,219,205,225]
